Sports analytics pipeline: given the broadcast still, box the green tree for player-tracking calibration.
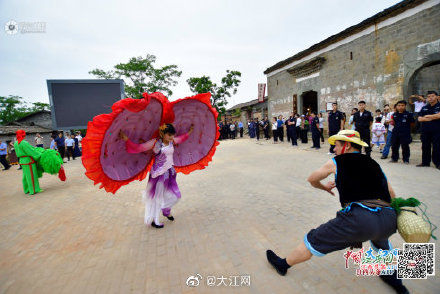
[0,95,31,125]
[233,108,241,117]
[89,54,182,99]
[0,96,50,125]
[187,70,241,117]
[31,102,50,112]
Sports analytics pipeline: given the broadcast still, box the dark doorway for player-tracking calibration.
[410,61,440,97]
[301,91,318,115]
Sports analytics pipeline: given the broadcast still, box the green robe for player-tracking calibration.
[14,140,43,195]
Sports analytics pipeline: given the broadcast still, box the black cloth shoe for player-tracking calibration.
[266,250,290,276]
[151,221,164,229]
[166,215,174,221]
[416,163,429,167]
[379,272,409,294]
[381,156,387,159]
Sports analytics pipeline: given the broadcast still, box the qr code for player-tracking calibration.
[397,243,435,279]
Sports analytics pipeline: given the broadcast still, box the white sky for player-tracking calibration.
[0,0,399,107]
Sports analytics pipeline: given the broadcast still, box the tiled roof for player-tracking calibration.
[264,0,427,74]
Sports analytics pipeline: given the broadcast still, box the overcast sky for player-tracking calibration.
[0,0,399,107]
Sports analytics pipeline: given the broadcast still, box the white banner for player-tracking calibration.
[258,83,266,103]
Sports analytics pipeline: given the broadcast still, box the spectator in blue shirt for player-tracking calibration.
[238,121,244,138]
[54,132,66,162]
[277,115,284,142]
[0,139,11,170]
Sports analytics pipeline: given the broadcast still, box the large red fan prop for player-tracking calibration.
[82,92,219,193]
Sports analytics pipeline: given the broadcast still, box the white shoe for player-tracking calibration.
[327,152,333,155]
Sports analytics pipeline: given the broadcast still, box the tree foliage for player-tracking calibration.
[0,95,50,125]
[89,54,182,99]
[187,70,241,117]
[32,102,51,112]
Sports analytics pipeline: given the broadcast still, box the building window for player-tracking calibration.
[277,80,279,86]
[350,52,353,60]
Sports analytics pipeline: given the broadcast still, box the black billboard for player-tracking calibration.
[47,79,124,129]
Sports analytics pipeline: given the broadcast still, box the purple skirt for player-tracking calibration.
[147,167,181,199]
[143,167,181,225]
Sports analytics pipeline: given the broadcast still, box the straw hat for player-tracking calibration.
[328,130,369,147]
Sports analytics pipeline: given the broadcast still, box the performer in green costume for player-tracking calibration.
[14,130,66,195]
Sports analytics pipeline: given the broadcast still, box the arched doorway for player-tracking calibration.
[404,52,440,99]
[410,61,440,96]
[300,91,318,115]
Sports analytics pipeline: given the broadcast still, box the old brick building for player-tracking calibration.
[264,0,440,119]
[13,110,52,129]
[1,111,54,147]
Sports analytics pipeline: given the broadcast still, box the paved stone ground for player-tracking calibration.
[1,138,439,294]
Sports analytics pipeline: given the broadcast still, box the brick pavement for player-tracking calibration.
[0,138,439,294]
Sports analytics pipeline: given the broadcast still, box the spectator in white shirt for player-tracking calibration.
[272,117,278,143]
[410,95,426,132]
[34,133,44,148]
[348,108,358,130]
[295,114,302,140]
[381,104,395,159]
[65,134,76,161]
[75,132,83,150]
[318,113,325,143]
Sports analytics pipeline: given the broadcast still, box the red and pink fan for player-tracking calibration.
[82,92,220,193]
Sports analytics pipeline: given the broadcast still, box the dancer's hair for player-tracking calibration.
[159,123,176,138]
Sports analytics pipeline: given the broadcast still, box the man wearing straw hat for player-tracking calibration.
[266,130,408,294]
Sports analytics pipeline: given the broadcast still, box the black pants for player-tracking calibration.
[256,128,260,140]
[239,128,243,138]
[273,129,278,142]
[277,127,284,142]
[58,147,65,160]
[358,128,372,156]
[329,130,339,153]
[66,146,75,160]
[286,127,291,142]
[306,205,396,255]
[36,144,43,148]
[301,129,308,143]
[414,113,421,133]
[289,127,297,145]
[264,128,270,139]
[391,135,410,162]
[421,129,440,167]
[319,128,324,142]
[296,127,301,141]
[0,155,10,170]
[312,130,321,148]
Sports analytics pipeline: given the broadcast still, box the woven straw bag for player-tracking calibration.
[397,208,431,243]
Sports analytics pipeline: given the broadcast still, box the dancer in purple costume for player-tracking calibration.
[119,123,194,228]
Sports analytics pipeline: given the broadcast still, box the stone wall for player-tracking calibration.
[267,3,440,121]
[0,132,53,149]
